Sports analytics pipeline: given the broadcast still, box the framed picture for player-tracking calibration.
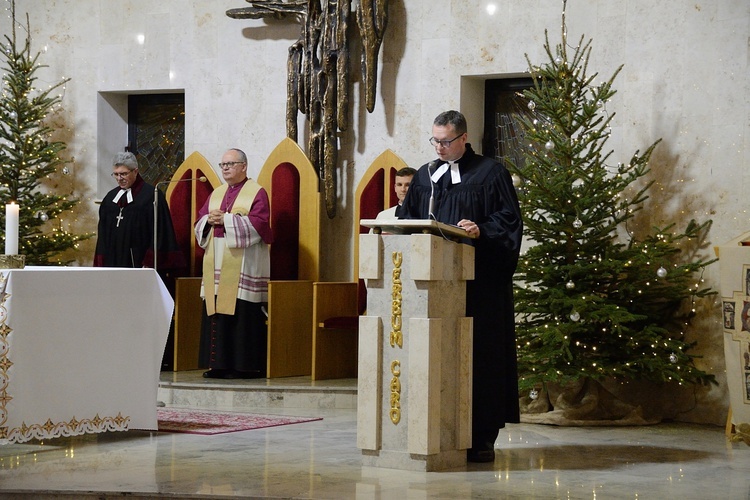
[725,301,736,330]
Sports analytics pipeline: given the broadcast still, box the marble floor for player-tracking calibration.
[0,372,749,499]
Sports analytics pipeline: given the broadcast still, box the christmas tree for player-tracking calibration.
[0,0,90,264]
[509,5,717,408]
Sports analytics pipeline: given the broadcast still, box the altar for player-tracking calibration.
[0,267,174,444]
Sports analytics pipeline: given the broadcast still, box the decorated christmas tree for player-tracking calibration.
[509,5,717,417]
[0,0,90,264]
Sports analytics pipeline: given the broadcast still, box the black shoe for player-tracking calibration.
[232,370,264,379]
[467,447,495,463]
[467,433,496,463]
[203,369,233,379]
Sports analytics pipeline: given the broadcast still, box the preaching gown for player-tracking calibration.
[400,143,523,441]
[194,178,272,374]
[94,173,184,270]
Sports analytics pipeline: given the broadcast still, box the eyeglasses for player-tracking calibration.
[219,161,245,169]
[111,171,133,178]
[429,134,464,148]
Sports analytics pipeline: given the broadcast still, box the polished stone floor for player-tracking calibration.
[0,373,748,499]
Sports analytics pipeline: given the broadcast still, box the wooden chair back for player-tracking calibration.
[257,138,322,378]
[353,149,410,281]
[164,151,221,371]
[258,137,322,281]
[165,151,222,277]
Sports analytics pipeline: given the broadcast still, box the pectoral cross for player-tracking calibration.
[116,208,124,227]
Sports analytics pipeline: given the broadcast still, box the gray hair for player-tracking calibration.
[227,148,247,163]
[112,151,138,171]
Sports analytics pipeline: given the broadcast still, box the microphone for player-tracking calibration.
[156,176,207,188]
[427,160,438,220]
[153,176,207,270]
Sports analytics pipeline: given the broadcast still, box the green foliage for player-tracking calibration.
[509,27,716,393]
[0,1,91,264]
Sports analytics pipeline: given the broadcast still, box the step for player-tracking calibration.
[158,370,358,411]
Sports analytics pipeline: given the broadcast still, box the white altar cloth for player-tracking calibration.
[0,267,174,444]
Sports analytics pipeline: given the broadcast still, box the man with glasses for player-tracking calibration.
[195,148,272,379]
[94,151,183,272]
[400,110,523,463]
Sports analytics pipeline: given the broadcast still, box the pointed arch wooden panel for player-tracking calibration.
[352,149,409,279]
[258,137,322,282]
[165,151,222,277]
[165,151,222,371]
[258,138,322,378]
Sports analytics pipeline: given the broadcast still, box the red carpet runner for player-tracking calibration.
[157,408,322,435]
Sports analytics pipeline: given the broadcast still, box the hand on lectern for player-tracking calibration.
[456,219,480,238]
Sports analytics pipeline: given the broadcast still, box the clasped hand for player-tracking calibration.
[208,209,224,226]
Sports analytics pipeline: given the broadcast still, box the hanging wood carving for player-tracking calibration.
[227,0,389,218]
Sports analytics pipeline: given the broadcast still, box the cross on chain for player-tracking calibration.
[116,208,124,227]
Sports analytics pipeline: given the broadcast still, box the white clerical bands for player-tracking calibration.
[112,188,133,204]
[430,160,461,184]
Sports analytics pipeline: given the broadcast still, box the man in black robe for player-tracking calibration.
[400,110,523,463]
[94,152,184,275]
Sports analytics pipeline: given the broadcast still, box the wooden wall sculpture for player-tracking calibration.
[226,0,389,218]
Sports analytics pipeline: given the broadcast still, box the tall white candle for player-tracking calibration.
[5,202,19,255]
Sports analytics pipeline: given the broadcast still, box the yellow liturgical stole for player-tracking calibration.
[203,179,262,316]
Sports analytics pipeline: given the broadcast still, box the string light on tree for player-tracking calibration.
[0,0,91,264]
[508,0,717,404]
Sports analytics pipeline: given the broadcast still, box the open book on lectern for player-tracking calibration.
[360,219,478,240]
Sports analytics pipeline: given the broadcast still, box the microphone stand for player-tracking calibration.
[153,176,207,271]
[427,160,438,220]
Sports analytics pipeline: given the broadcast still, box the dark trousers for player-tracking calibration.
[467,278,519,444]
[198,299,267,374]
